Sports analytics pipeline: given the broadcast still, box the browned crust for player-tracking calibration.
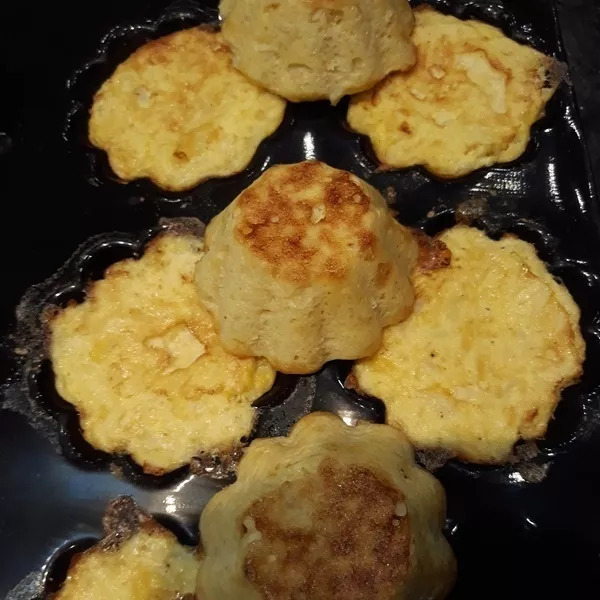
[233,162,376,283]
[98,496,166,550]
[244,458,411,600]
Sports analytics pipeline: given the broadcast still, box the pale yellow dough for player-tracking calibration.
[219,0,416,104]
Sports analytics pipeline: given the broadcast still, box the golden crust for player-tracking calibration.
[348,6,560,177]
[49,232,275,474]
[89,28,285,191]
[234,161,382,283]
[197,412,456,600]
[195,162,419,374]
[244,458,411,600]
[353,225,585,463]
[53,497,199,600]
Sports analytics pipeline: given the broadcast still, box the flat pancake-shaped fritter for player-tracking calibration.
[53,497,199,600]
[347,6,561,178]
[49,232,276,474]
[352,225,585,464]
[197,413,455,600]
[89,28,286,191]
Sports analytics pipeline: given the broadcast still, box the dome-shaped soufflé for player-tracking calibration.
[194,161,419,374]
[219,0,416,104]
[197,413,456,600]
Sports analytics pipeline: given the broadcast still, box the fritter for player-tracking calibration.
[347,6,561,178]
[89,28,285,191]
[352,225,585,463]
[53,497,199,600]
[49,232,275,474]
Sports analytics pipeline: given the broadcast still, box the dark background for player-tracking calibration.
[1,1,599,599]
[556,0,600,188]
[556,0,600,189]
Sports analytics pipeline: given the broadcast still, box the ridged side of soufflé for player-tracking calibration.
[219,0,416,104]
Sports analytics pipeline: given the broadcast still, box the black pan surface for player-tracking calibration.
[1,1,600,598]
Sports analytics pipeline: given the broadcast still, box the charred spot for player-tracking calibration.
[358,230,377,258]
[99,496,149,550]
[399,121,412,134]
[415,234,452,272]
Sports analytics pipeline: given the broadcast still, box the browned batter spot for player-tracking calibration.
[415,233,452,273]
[376,262,392,287]
[234,162,379,283]
[244,458,411,600]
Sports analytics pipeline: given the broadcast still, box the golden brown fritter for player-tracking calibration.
[50,232,275,474]
[352,225,585,463]
[89,28,285,191]
[348,6,560,177]
[197,412,456,600]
